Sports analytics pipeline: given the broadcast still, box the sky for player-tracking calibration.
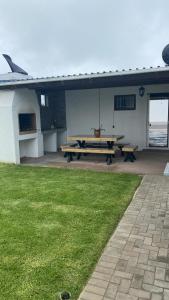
[0,0,168,78]
[150,100,168,123]
[0,0,168,122]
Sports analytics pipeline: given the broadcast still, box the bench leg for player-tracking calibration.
[132,153,136,160]
[124,152,135,162]
[67,153,71,162]
[77,153,81,160]
[67,153,73,162]
[106,154,112,165]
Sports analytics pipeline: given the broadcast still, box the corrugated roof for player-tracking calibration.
[0,65,169,87]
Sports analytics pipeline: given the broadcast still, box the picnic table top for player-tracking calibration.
[67,134,124,142]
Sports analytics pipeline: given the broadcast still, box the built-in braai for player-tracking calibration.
[19,113,36,133]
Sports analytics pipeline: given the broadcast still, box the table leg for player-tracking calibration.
[77,140,87,156]
[107,141,114,149]
[77,140,86,148]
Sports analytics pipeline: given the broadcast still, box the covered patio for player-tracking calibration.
[21,149,169,175]
[1,65,169,166]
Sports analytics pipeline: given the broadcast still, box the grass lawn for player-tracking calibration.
[0,164,140,300]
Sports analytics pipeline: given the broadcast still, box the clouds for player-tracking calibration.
[0,0,168,77]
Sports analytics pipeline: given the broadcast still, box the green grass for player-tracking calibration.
[0,164,140,300]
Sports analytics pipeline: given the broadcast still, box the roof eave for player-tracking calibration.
[0,66,169,91]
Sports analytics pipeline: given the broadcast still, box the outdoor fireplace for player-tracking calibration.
[19,113,36,133]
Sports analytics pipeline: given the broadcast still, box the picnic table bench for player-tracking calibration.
[61,145,116,165]
[122,145,138,162]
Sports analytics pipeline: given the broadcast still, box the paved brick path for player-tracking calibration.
[78,175,169,300]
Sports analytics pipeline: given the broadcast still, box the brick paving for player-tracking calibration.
[78,175,169,300]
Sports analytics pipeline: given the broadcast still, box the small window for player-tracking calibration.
[114,94,136,111]
[41,95,49,107]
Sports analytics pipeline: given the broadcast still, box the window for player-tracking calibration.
[40,95,49,107]
[114,94,136,111]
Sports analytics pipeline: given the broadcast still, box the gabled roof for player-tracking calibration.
[0,65,169,91]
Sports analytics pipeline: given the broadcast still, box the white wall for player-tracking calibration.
[66,89,100,135]
[43,130,57,152]
[66,83,169,150]
[0,90,17,163]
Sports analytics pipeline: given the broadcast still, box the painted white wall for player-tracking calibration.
[0,90,17,163]
[66,89,100,136]
[43,130,57,152]
[66,83,169,150]
[57,128,67,147]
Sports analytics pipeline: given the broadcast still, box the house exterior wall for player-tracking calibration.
[66,83,169,150]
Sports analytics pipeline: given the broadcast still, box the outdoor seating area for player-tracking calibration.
[60,134,138,165]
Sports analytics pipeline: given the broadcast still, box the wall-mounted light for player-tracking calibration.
[139,86,145,97]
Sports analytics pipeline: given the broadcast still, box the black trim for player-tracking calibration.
[150,93,169,99]
[114,94,136,111]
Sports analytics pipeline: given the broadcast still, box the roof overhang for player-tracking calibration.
[0,66,169,92]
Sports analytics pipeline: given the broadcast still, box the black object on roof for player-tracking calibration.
[3,54,28,75]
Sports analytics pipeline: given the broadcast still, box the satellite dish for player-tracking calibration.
[2,54,28,75]
[162,44,169,65]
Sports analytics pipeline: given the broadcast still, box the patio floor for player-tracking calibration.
[21,149,169,175]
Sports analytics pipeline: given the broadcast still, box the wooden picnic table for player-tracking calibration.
[67,134,124,149]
